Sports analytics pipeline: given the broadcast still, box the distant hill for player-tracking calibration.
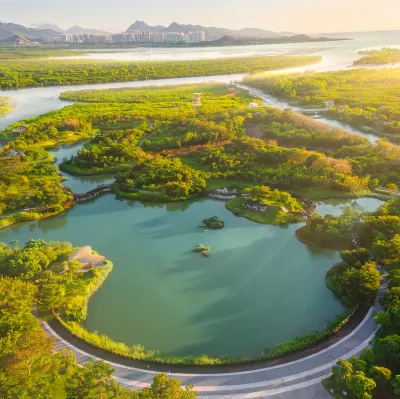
[0,34,33,45]
[126,20,164,32]
[195,34,346,47]
[31,23,64,33]
[0,22,60,41]
[65,26,111,35]
[126,20,296,40]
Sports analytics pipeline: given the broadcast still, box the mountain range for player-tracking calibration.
[0,20,298,42]
[32,23,111,35]
[126,20,296,40]
[0,22,60,41]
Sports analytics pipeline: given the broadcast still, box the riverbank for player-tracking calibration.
[46,303,367,372]
[0,55,321,90]
[0,96,14,117]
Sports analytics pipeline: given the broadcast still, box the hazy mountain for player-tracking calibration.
[126,20,164,32]
[198,33,343,47]
[0,34,33,44]
[31,23,64,33]
[0,22,60,41]
[278,31,297,37]
[126,21,298,40]
[65,26,111,35]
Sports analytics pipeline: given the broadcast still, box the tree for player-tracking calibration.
[0,277,37,359]
[347,371,376,399]
[373,234,400,263]
[7,329,54,383]
[331,359,353,387]
[386,183,398,193]
[139,373,197,399]
[388,269,400,288]
[37,273,66,315]
[84,360,114,399]
[359,348,374,368]
[369,366,391,388]
[65,360,115,399]
[375,335,400,371]
[374,311,392,327]
[340,248,370,267]
[393,375,400,396]
[8,247,51,280]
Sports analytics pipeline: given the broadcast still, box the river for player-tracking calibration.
[0,32,393,357]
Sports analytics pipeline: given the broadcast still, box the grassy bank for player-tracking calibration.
[57,304,356,366]
[0,96,13,116]
[295,225,350,251]
[113,185,179,203]
[0,55,321,89]
[226,196,302,225]
[59,160,130,176]
[0,205,72,230]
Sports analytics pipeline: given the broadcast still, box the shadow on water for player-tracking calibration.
[165,237,341,357]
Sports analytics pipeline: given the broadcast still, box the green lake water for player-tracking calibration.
[0,194,347,357]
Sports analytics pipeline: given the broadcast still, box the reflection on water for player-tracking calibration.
[316,197,384,216]
[49,143,115,193]
[0,196,346,357]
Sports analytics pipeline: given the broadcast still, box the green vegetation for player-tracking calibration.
[322,202,400,399]
[0,48,83,59]
[192,244,211,257]
[226,185,304,225]
[3,79,400,372]
[243,68,400,135]
[201,216,224,229]
[0,145,74,228]
[0,55,321,89]
[297,206,364,250]
[256,107,368,149]
[0,238,199,397]
[355,48,400,65]
[0,96,13,116]
[324,264,400,399]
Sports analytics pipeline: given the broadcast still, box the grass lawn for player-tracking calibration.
[93,120,142,130]
[178,154,212,171]
[225,196,301,225]
[206,179,255,191]
[291,187,388,201]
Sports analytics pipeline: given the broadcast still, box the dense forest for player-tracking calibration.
[354,47,400,65]
[243,68,400,134]
[315,198,400,398]
[0,55,321,89]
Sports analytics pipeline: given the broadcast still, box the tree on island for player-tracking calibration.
[201,216,224,229]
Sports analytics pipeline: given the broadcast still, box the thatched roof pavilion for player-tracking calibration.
[68,246,105,268]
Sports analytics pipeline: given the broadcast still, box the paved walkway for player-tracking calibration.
[42,279,385,399]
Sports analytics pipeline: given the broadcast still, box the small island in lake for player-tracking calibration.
[193,244,211,257]
[201,216,225,230]
[226,185,305,225]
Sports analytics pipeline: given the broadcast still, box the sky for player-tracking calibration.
[1,0,399,34]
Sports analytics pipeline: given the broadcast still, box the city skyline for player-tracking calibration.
[1,0,399,34]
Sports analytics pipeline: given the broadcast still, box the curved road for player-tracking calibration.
[42,280,385,398]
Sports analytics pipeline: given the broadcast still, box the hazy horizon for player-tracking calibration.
[1,0,399,34]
